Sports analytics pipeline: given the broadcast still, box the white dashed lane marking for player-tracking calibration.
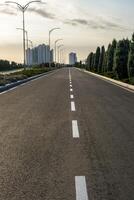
[72,120,79,138]
[71,101,76,111]
[75,176,89,200]
[70,94,74,99]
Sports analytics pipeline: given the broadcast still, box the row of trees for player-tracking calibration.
[86,33,134,80]
[0,60,23,71]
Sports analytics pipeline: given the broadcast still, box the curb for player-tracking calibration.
[77,68,134,92]
[0,69,57,94]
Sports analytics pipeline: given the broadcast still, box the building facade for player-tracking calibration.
[69,52,77,65]
[26,44,53,66]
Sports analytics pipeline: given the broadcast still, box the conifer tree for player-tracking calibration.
[107,39,117,72]
[128,33,134,79]
[98,46,105,73]
[94,47,100,71]
[114,39,130,79]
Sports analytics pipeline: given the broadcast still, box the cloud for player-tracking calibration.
[0,4,55,19]
[0,4,17,16]
[64,18,131,31]
[0,8,17,15]
[28,8,56,19]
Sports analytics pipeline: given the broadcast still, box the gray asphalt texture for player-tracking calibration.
[0,67,134,200]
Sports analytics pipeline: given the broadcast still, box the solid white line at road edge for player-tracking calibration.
[71,101,76,111]
[72,120,79,138]
[77,68,134,94]
[0,70,59,95]
[75,176,89,200]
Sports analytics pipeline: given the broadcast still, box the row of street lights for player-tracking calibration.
[5,1,42,69]
[5,1,65,68]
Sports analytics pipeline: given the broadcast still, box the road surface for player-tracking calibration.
[0,67,134,200]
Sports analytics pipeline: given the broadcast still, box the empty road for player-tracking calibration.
[0,67,134,200]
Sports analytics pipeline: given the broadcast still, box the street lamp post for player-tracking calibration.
[17,28,29,65]
[17,28,29,56]
[55,39,63,64]
[28,40,34,48]
[58,44,64,67]
[60,48,64,65]
[49,27,60,68]
[5,1,41,69]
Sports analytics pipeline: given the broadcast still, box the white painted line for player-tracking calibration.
[69,69,71,80]
[77,68,134,94]
[71,101,76,111]
[75,176,89,200]
[70,94,74,99]
[72,120,79,138]
[0,70,59,95]
[70,84,72,87]
[70,88,73,92]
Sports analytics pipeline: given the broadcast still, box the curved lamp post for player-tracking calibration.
[49,27,60,68]
[27,40,34,48]
[5,1,42,69]
[17,28,29,51]
[55,39,63,64]
[60,48,65,64]
[58,44,64,66]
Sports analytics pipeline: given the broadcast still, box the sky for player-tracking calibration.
[0,0,134,63]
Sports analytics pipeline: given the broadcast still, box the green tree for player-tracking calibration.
[94,47,100,71]
[107,39,117,72]
[91,53,95,71]
[128,33,134,79]
[114,39,130,79]
[98,46,105,73]
[87,52,93,70]
[101,49,108,73]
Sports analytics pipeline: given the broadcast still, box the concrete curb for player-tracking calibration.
[0,69,57,94]
[77,68,134,92]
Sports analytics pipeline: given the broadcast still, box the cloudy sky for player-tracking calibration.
[0,0,134,63]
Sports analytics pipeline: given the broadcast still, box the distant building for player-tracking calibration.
[26,48,33,66]
[50,49,54,63]
[26,44,53,66]
[69,52,77,65]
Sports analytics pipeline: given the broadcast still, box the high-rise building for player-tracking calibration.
[69,52,77,65]
[50,49,54,63]
[26,44,53,66]
[26,48,33,66]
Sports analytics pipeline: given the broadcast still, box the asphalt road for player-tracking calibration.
[0,67,134,200]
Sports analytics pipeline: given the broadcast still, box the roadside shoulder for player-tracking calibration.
[76,68,134,93]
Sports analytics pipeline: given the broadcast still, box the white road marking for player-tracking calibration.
[72,120,79,138]
[77,68,134,94]
[70,94,74,99]
[0,70,58,95]
[70,88,73,92]
[71,101,76,111]
[75,176,89,200]
[70,84,72,87]
[69,69,71,80]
